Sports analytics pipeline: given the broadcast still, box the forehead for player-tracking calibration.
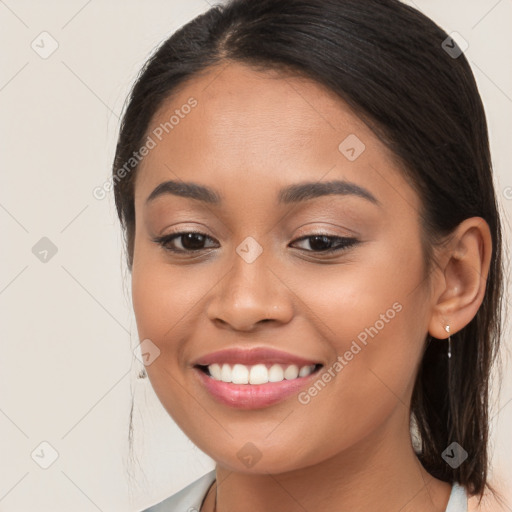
[139,62,370,167]
[133,62,419,215]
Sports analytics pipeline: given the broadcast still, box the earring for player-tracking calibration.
[445,325,451,359]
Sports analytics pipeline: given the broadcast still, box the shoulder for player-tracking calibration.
[140,470,216,512]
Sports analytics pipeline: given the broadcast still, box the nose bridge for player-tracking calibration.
[206,238,293,330]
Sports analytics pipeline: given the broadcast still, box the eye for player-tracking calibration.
[153,231,359,255]
[290,234,359,253]
[152,231,218,253]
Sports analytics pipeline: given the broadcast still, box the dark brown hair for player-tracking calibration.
[114,0,505,503]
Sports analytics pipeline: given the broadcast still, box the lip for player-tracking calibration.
[193,364,323,409]
[191,347,322,367]
[191,346,324,410]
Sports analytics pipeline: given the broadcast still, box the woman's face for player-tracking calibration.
[131,62,436,473]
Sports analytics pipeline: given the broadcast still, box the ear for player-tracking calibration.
[428,217,493,339]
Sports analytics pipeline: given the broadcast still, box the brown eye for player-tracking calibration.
[290,234,359,253]
[152,232,359,256]
[153,231,218,253]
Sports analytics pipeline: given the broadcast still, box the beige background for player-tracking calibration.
[0,0,511,510]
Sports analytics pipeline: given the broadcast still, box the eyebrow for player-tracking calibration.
[145,179,380,206]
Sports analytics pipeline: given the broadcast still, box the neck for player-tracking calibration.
[204,405,452,512]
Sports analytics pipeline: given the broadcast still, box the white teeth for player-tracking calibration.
[284,364,299,380]
[209,363,222,380]
[268,364,284,382]
[299,365,312,377]
[221,363,231,382]
[232,364,249,384]
[205,363,317,384]
[249,364,268,385]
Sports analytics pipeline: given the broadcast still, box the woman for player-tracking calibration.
[112,0,507,510]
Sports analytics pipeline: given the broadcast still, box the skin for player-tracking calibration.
[130,62,492,512]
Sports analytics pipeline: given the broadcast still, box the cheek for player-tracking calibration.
[130,254,218,398]
[287,236,424,355]
[283,242,428,436]
[131,248,210,342]
[130,263,200,420]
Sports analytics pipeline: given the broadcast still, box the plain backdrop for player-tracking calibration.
[1,1,511,510]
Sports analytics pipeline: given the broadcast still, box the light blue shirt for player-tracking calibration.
[141,470,468,511]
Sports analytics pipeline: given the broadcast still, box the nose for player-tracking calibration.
[206,254,294,332]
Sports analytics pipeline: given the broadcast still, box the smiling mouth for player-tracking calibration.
[195,362,323,385]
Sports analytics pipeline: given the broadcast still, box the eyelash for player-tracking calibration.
[152,230,359,256]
